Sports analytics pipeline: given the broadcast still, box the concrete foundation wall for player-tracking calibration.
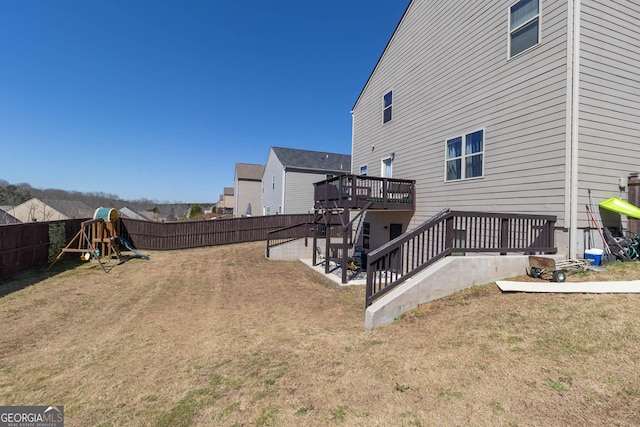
[267,238,325,261]
[365,255,544,331]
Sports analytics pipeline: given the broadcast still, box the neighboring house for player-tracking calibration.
[218,188,234,215]
[8,198,93,222]
[136,210,177,222]
[139,210,160,221]
[262,147,351,215]
[157,212,178,222]
[350,0,640,257]
[119,207,148,221]
[0,206,20,225]
[189,212,220,221]
[234,163,265,217]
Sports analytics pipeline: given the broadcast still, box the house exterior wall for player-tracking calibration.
[352,0,570,233]
[218,194,234,215]
[352,211,414,251]
[576,1,640,229]
[283,170,330,214]
[235,179,261,216]
[262,149,284,215]
[262,148,345,215]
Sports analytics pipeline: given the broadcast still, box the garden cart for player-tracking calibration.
[527,256,595,283]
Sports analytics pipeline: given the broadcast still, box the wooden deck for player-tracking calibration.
[313,175,415,211]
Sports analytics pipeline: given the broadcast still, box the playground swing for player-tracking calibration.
[47,208,148,273]
[47,218,117,272]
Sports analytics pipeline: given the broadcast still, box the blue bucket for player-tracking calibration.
[584,248,603,266]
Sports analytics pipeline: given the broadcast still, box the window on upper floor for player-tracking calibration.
[445,129,484,182]
[509,0,540,58]
[383,91,393,124]
[272,175,275,190]
[359,165,368,176]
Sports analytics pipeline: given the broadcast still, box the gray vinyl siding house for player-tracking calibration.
[234,163,264,217]
[351,0,640,257]
[262,147,351,215]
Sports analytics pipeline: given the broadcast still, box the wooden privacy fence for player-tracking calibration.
[0,219,85,279]
[1,215,320,279]
[121,214,321,250]
[365,210,557,307]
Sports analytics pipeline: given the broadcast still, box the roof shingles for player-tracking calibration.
[272,147,350,173]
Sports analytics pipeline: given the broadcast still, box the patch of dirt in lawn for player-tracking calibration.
[1,243,640,426]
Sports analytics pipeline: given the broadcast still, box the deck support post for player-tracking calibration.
[341,207,350,284]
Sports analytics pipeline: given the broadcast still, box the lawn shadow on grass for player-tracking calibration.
[0,251,149,297]
[0,258,82,297]
[1,273,52,298]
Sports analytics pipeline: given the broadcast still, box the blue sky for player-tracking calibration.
[0,1,408,203]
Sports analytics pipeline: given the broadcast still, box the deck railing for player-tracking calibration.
[265,218,343,258]
[314,175,415,210]
[265,223,314,257]
[365,210,557,307]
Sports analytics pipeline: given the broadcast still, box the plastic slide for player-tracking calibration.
[599,197,640,220]
[116,237,150,260]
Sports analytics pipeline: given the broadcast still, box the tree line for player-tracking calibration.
[0,180,214,219]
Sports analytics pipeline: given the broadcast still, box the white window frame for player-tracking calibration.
[359,165,368,176]
[444,129,485,182]
[271,175,275,190]
[508,0,541,59]
[382,90,393,124]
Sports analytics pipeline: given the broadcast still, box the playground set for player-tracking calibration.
[48,208,148,272]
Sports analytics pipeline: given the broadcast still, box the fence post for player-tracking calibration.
[266,235,271,258]
[544,218,556,253]
[445,215,454,250]
[500,217,509,255]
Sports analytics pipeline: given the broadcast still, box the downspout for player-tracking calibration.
[566,0,581,258]
[234,180,238,217]
[281,166,286,214]
[350,110,355,175]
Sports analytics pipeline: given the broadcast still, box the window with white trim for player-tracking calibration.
[383,91,393,124]
[509,0,540,58]
[359,165,368,176]
[445,130,484,181]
